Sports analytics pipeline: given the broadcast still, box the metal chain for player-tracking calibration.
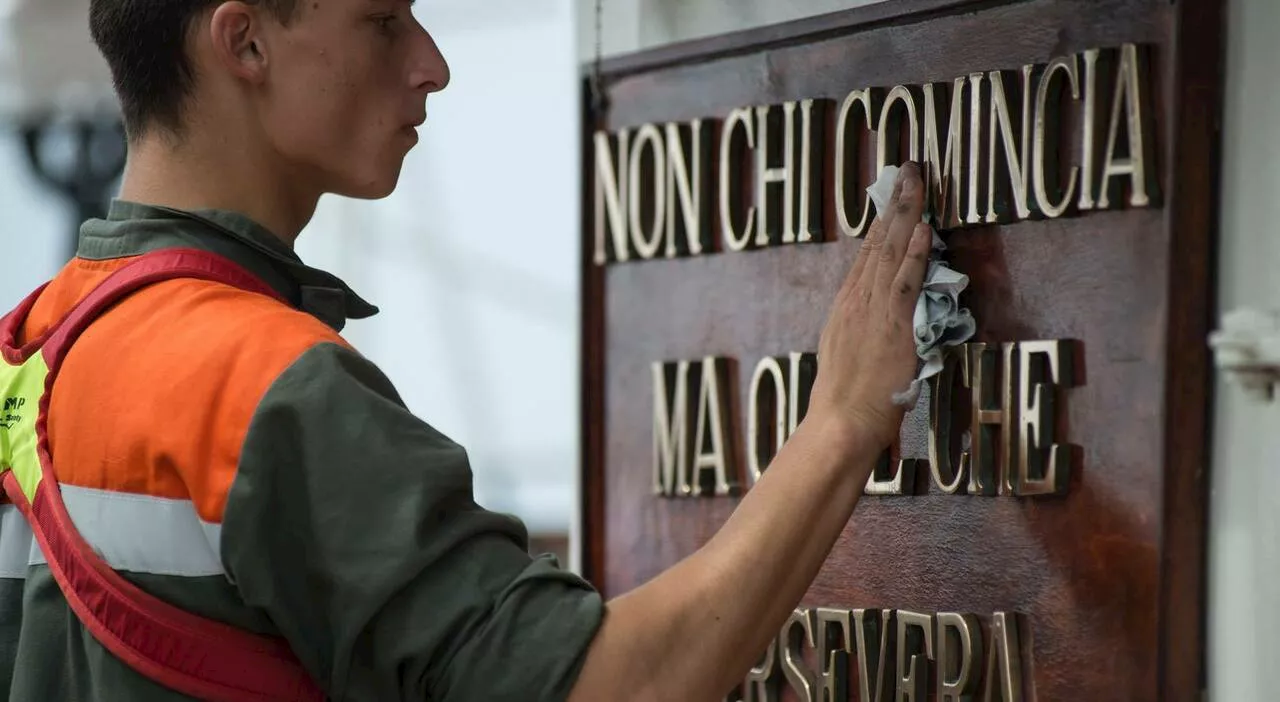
[589,0,608,124]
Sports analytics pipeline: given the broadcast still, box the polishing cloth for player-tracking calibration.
[865,165,976,408]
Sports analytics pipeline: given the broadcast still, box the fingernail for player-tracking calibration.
[901,162,921,190]
[902,171,918,195]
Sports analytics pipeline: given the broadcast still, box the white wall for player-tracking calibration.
[298,0,582,537]
[0,0,115,310]
[1209,0,1280,699]
[0,0,115,120]
[0,131,72,310]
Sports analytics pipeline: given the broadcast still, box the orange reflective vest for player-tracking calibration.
[0,249,324,702]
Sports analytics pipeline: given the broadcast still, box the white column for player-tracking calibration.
[1210,0,1280,699]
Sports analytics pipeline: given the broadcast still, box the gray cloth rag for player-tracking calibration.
[865,165,976,408]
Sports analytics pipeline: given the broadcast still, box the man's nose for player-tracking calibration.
[409,27,450,94]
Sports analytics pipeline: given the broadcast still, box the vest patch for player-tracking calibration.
[1,396,25,430]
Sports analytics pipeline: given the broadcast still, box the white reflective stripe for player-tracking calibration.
[26,485,225,577]
[0,504,34,579]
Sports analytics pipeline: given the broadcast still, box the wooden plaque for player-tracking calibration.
[579,1,1222,700]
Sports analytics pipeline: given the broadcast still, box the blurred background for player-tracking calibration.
[1,1,1278,699]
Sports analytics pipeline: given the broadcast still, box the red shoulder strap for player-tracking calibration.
[1,249,325,702]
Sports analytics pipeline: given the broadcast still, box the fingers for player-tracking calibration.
[840,183,896,298]
[891,223,933,312]
[872,163,926,293]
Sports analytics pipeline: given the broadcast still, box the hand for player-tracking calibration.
[808,161,931,451]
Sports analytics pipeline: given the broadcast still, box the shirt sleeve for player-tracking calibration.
[220,341,603,702]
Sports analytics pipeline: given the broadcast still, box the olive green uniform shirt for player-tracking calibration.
[0,202,602,701]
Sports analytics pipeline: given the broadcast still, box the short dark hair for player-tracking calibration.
[89,0,298,139]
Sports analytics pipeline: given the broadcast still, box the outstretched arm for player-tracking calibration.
[568,162,933,702]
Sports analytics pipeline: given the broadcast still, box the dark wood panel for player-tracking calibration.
[580,1,1222,700]
[602,211,1167,702]
[590,0,1022,79]
[1157,0,1223,697]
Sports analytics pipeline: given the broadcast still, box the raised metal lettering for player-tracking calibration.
[923,79,967,228]
[937,613,984,702]
[1099,43,1152,208]
[1016,340,1078,496]
[896,611,936,702]
[721,108,757,251]
[853,609,897,702]
[982,613,1026,702]
[652,360,692,496]
[795,99,825,243]
[986,68,1034,222]
[665,120,707,257]
[748,356,787,485]
[965,74,987,224]
[1033,56,1082,218]
[593,129,630,263]
[929,347,967,494]
[781,609,818,702]
[1078,49,1103,210]
[836,89,877,238]
[877,87,921,215]
[628,123,666,258]
[690,357,736,496]
[817,608,854,702]
[756,103,796,246]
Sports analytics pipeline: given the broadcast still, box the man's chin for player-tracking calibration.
[333,170,402,200]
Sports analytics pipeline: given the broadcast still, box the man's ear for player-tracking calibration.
[208,2,268,83]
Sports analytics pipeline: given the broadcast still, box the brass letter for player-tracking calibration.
[593,129,630,263]
[876,86,921,203]
[865,455,920,496]
[1033,56,1082,219]
[795,99,826,243]
[744,639,781,702]
[628,123,666,259]
[781,609,818,702]
[721,108,758,251]
[835,89,878,238]
[816,608,854,702]
[652,360,692,496]
[1017,340,1078,496]
[986,68,1034,222]
[1099,43,1152,208]
[1078,49,1103,210]
[929,347,967,494]
[982,613,1026,702]
[896,611,935,702]
[853,609,897,702]
[691,357,736,496]
[937,613,983,702]
[966,73,987,225]
[748,356,788,485]
[666,120,707,257]
[963,343,1016,496]
[923,79,967,228]
[756,103,797,247]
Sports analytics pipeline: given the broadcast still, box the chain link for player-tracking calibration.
[589,0,608,125]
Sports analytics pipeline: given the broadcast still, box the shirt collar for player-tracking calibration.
[78,200,378,331]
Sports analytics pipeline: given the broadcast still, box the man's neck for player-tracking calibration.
[117,130,318,247]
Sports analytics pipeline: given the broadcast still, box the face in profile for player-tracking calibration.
[250,0,450,199]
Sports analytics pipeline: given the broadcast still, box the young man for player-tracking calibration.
[0,1,933,699]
